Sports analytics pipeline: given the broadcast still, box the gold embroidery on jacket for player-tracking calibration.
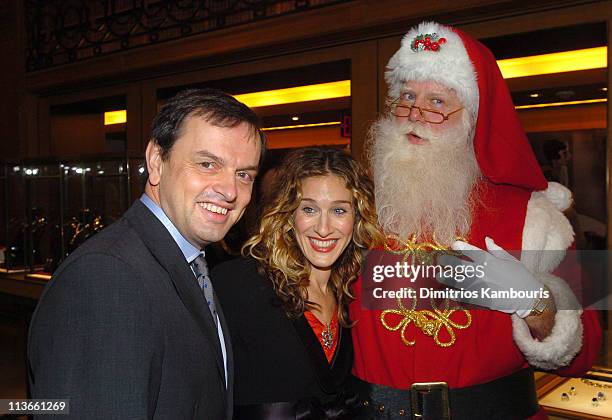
[379,235,472,348]
[381,296,471,347]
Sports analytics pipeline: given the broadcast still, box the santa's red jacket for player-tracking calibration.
[350,181,602,420]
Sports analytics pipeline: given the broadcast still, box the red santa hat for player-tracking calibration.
[386,21,548,192]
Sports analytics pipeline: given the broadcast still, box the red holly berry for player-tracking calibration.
[425,36,431,42]
[424,40,431,47]
[431,42,440,51]
[438,37,447,44]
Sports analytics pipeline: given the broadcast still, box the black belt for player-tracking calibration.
[348,368,539,420]
[233,391,359,419]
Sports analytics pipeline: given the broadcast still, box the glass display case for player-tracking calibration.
[0,161,61,277]
[538,368,612,419]
[128,156,148,209]
[0,163,9,271]
[0,155,145,280]
[20,161,63,278]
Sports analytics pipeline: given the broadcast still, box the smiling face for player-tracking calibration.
[146,115,261,249]
[395,79,465,146]
[368,78,480,244]
[293,175,355,273]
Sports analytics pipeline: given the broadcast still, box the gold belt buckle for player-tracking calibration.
[410,382,450,420]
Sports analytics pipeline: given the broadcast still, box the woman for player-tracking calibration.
[212,147,380,419]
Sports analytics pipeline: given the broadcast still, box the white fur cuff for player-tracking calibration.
[512,272,583,370]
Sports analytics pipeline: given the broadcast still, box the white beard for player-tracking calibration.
[368,116,481,246]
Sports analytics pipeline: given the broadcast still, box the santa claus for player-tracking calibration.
[349,21,602,419]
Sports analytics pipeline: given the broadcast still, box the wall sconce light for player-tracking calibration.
[498,47,607,79]
[234,81,350,108]
[104,110,127,125]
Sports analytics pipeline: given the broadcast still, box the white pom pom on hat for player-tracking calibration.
[543,182,572,211]
[385,21,479,121]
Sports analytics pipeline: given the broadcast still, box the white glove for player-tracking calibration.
[437,237,545,318]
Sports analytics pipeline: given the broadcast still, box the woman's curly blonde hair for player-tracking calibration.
[242,147,381,327]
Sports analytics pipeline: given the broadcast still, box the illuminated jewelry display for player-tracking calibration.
[541,376,612,416]
[581,378,612,389]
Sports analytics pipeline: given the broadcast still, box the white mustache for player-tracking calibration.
[394,120,441,143]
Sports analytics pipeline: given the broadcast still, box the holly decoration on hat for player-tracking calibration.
[411,32,447,52]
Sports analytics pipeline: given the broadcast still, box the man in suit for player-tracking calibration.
[28,88,264,419]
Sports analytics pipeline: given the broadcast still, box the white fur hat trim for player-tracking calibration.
[386,21,479,120]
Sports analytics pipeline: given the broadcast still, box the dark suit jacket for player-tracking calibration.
[212,258,353,417]
[28,200,233,419]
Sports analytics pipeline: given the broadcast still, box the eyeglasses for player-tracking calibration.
[390,98,463,124]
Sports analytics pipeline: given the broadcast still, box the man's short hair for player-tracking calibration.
[150,88,265,162]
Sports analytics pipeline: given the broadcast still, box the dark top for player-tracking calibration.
[28,200,233,420]
[212,257,355,419]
